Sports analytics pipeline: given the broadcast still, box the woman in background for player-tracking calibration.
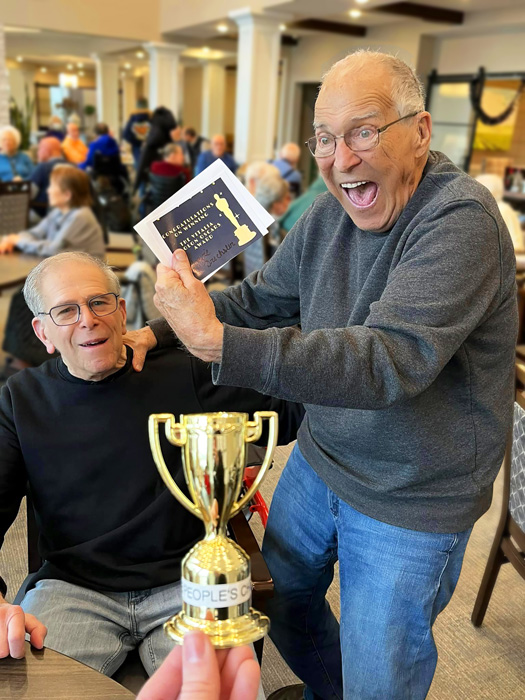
[0,126,34,182]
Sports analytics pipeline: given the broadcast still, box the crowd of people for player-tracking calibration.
[0,48,521,700]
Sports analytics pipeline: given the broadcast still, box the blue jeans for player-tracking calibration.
[262,445,471,700]
[21,579,182,676]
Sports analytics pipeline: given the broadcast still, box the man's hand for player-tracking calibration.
[0,600,47,658]
[136,631,260,700]
[0,235,19,255]
[123,326,158,372]
[154,251,224,363]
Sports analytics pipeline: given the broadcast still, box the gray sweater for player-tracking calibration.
[16,206,105,258]
[208,152,517,533]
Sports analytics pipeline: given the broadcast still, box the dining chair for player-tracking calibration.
[0,181,30,236]
[471,369,525,627]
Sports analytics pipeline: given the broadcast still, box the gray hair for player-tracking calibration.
[321,49,426,116]
[245,161,280,185]
[255,173,289,211]
[0,125,22,149]
[23,252,120,316]
[162,142,183,159]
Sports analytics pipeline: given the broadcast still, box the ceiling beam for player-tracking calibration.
[288,19,367,37]
[372,2,463,24]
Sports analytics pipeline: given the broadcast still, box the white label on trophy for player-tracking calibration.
[182,577,252,608]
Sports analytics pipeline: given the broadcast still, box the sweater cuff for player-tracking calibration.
[212,324,276,393]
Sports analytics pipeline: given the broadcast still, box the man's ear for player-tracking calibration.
[414,112,432,158]
[119,298,127,334]
[32,318,56,355]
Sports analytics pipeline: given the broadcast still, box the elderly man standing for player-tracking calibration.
[0,252,303,684]
[147,50,517,699]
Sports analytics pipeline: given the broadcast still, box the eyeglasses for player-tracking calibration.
[38,293,120,326]
[306,112,420,158]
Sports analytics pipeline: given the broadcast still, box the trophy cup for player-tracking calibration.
[148,410,278,647]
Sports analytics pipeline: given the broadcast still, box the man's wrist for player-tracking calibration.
[188,321,224,363]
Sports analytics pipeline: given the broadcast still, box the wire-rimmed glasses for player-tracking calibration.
[37,293,120,326]
[306,111,420,158]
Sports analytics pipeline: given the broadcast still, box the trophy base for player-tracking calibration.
[234,225,257,246]
[164,608,270,648]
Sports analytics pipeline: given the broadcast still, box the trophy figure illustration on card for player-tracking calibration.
[134,159,274,282]
[213,193,257,245]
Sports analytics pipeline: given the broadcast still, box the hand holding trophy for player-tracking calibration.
[148,411,278,648]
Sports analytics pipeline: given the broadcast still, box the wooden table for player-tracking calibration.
[0,642,135,699]
[0,250,136,296]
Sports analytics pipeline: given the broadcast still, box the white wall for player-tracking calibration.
[435,30,525,75]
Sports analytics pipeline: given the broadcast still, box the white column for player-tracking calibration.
[0,25,10,127]
[93,55,120,135]
[201,61,226,138]
[8,65,38,133]
[229,9,281,164]
[144,42,185,120]
[122,75,137,128]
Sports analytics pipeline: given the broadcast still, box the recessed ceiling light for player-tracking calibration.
[217,23,228,33]
[67,63,74,70]
[79,70,85,76]
[349,9,362,18]
[77,62,84,68]
[279,24,287,31]
[202,46,210,55]
[124,62,132,69]
[16,56,23,62]
[136,51,145,58]
[40,67,47,73]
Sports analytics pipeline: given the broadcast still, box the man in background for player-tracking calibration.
[62,121,88,166]
[30,137,67,215]
[195,134,238,175]
[123,97,151,170]
[271,143,303,198]
[183,127,209,173]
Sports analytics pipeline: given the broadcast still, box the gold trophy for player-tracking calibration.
[213,193,257,245]
[148,411,278,647]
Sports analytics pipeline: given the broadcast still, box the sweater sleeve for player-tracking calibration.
[212,200,516,409]
[16,208,102,258]
[0,385,28,599]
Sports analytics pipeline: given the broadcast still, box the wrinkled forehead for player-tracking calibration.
[315,64,395,126]
[40,261,109,304]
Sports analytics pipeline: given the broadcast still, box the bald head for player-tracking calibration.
[280,143,301,166]
[211,134,226,157]
[38,137,63,163]
[320,50,425,118]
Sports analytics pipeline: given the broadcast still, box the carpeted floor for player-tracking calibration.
[0,443,524,698]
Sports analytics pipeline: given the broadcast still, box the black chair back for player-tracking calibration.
[0,181,30,235]
[147,172,186,212]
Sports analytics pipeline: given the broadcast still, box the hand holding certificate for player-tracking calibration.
[134,159,274,282]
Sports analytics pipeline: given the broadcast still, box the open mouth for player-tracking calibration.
[79,339,108,348]
[341,181,378,209]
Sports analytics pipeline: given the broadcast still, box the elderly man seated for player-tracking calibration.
[195,134,238,176]
[0,252,303,679]
[30,137,67,214]
[270,143,302,198]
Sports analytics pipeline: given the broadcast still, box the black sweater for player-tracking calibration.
[0,346,303,597]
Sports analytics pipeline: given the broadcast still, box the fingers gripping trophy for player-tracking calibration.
[148,411,278,647]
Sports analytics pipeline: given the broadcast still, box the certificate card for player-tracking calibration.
[133,159,274,282]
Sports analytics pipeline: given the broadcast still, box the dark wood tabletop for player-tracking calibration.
[0,642,135,699]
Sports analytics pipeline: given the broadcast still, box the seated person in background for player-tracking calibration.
[195,134,238,176]
[0,165,104,258]
[280,173,327,234]
[168,126,191,166]
[150,143,191,183]
[243,167,290,277]
[183,127,209,173]
[122,96,151,170]
[0,252,304,684]
[79,123,122,172]
[270,142,303,198]
[476,173,525,251]
[45,115,65,142]
[62,121,88,166]
[30,137,67,214]
[0,126,33,182]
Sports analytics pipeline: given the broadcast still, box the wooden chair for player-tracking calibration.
[471,366,525,626]
[0,181,30,236]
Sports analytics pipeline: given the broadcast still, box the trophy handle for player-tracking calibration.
[148,413,203,521]
[229,411,278,519]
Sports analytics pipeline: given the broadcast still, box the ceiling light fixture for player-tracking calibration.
[67,63,74,70]
[355,0,369,4]
[136,51,145,58]
[349,9,362,18]
[217,23,228,33]
[202,46,210,55]
[124,62,132,69]
[16,56,23,62]
[279,23,287,31]
[40,67,47,73]
[77,62,84,68]
[79,71,85,76]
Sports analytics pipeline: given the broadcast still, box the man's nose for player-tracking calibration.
[78,304,98,326]
[333,139,362,171]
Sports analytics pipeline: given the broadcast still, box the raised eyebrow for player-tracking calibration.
[313,111,381,131]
